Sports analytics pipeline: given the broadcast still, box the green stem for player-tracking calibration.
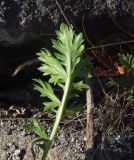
[41,76,71,160]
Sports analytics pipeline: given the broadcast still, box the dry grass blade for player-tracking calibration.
[12,59,38,76]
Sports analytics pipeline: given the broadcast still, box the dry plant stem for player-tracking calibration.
[41,76,71,160]
[97,78,117,104]
[86,81,94,150]
[106,0,134,38]
[55,0,71,27]
[86,39,134,50]
[82,14,94,47]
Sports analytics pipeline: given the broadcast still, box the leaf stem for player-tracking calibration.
[41,76,71,160]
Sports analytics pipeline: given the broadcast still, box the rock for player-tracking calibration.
[0,120,85,160]
[0,89,31,105]
[0,0,133,46]
[0,0,134,96]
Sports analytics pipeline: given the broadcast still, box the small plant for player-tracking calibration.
[108,53,134,102]
[24,23,92,159]
[92,50,134,102]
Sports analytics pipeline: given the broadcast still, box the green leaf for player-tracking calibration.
[73,56,93,79]
[107,78,118,87]
[127,87,134,102]
[31,137,50,152]
[33,79,61,106]
[62,103,83,118]
[29,23,93,158]
[118,53,134,72]
[43,101,59,112]
[32,137,48,144]
[52,23,85,77]
[37,49,67,84]
[24,117,49,140]
[73,81,89,91]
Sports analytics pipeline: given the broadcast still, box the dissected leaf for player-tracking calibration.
[33,79,61,106]
[73,81,89,91]
[24,117,49,140]
[37,49,67,84]
[25,23,93,158]
[52,23,85,76]
[118,53,134,73]
[43,101,59,112]
[91,50,128,77]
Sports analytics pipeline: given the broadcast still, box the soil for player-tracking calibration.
[0,118,86,160]
[0,84,134,160]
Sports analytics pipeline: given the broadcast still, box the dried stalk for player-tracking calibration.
[85,82,94,152]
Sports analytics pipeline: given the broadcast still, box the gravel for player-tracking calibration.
[0,119,86,160]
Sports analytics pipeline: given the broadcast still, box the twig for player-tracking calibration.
[82,15,94,47]
[76,113,84,128]
[55,0,80,32]
[106,0,134,38]
[97,78,118,104]
[55,0,71,27]
[85,81,94,150]
[86,39,134,50]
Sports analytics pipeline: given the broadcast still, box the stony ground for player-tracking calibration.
[0,79,133,160]
[0,97,134,160]
[0,118,86,160]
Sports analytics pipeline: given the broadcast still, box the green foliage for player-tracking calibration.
[25,23,92,159]
[33,79,61,111]
[107,53,134,102]
[118,53,134,73]
[24,117,49,140]
[24,117,50,151]
[72,80,89,91]
[62,102,83,118]
[127,87,134,102]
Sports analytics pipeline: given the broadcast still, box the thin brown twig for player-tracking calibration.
[97,78,118,104]
[106,0,134,38]
[86,39,134,50]
[55,0,80,32]
[82,15,94,47]
[55,0,71,27]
